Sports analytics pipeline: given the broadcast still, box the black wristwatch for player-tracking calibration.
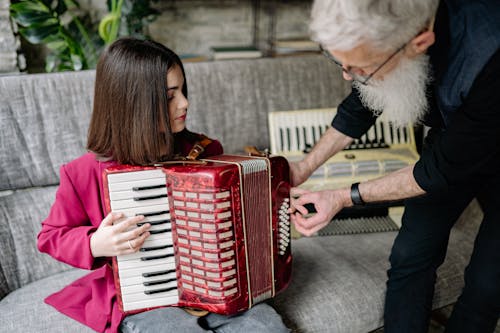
[350,182,365,206]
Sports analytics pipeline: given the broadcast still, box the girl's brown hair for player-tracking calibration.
[87,37,187,165]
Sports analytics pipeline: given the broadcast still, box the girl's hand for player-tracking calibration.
[90,212,151,257]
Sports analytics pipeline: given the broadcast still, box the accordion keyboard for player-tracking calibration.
[268,108,420,232]
[106,169,179,312]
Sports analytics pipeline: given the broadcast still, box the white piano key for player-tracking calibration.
[121,279,178,295]
[366,125,376,143]
[108,176,166,192]
[111,197,169,210]
[109,187,167,201]
[119,268,177,287]
[117,262,176,279]
[122,294,180,312]
[118,255,176,270]
[143,233,172,246]
[107,169,166,183]
[111,204,170,218]
[117,246,174,262]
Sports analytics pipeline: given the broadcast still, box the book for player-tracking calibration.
[210,46,263,60]
[180,54,208,63]
[273,38,320,56]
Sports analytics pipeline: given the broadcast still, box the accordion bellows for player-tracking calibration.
[103,154,292,315]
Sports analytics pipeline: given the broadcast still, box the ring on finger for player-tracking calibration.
[127,239,134,250]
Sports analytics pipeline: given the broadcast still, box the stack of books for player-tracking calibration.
[210,46,263,60]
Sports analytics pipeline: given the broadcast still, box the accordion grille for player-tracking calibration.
[170,188,239,300]
[240,159,272,301]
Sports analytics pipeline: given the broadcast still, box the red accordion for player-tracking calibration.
[103,154,292,315]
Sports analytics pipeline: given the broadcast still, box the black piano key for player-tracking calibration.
[149,228,171,235]
[143,269,176,278]
[143,277,177,287]
[140,253,175,261]
[286,128,291,151]
[302,127,308,147]
[137,219,170,227]
[373,123,380,147]
[139,210,169,217]
[140,244,173,252]
[144,285,177,295]
[133,184,166,191]
[133,194,168,201]
[312,126,317,144]
[379,122,387,147]
[279,128,284,152]
[403,127,408,142]
[389,122,395,143]
[295,127,301,150]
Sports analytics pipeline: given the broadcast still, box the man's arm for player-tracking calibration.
[359,165,425,202]
[290,87,377,186]
[291,166,425,236]
[290,126,353,186]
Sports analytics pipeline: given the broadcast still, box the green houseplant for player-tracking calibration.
[10,0,159,72]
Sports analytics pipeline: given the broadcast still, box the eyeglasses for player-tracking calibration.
[320,43,407,85]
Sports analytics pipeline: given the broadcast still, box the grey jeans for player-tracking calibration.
[120,303,290,333]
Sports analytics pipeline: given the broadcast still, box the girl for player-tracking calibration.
[38,37,289,333]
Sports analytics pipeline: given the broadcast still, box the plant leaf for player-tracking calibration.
[19,24,60,44]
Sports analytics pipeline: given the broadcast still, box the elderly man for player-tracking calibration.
[290,0,500,332]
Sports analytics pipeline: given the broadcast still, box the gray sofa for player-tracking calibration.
[0,55,489,332]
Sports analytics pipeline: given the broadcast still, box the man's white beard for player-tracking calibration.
[353,54,431,128]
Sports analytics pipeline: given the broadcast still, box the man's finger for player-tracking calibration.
[290,187,309,197]
[292,203,309,216]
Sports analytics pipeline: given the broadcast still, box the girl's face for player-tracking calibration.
[166,65,189,133]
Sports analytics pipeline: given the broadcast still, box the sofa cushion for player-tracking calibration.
[0,269,93,333]
[0,186,71,298]
[273,201,482,333]
[0,71,95,191]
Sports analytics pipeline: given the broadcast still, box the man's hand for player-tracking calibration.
[290,187,351,236]
[90,212,151,257]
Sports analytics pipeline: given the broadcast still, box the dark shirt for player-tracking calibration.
[331,1,500,194]
[173,128,223,158]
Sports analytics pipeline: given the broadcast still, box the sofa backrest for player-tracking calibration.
[0,55,350,298]
[184,55,351,153]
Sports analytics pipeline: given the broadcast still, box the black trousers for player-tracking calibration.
[383,174,500,332]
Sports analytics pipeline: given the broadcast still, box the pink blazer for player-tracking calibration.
[38,137,223,332]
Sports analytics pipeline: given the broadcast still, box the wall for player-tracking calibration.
[146,0,313,57]
[10,0,313,72]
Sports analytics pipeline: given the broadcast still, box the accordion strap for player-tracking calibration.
[183,307,209,317]
[186,134,213,161]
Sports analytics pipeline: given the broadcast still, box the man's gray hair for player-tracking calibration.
[310,0,439,51]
